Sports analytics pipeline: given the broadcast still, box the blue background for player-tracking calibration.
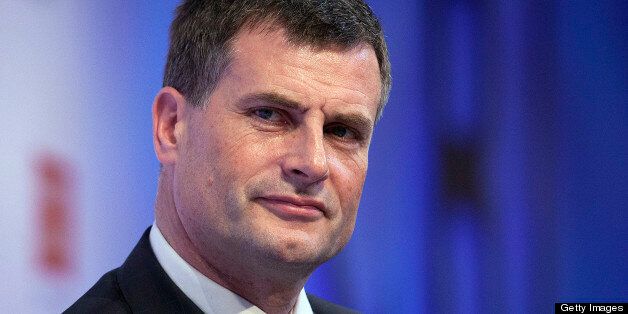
[72,1,627,313]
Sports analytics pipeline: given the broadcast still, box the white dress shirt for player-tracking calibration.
[149,223,314,314]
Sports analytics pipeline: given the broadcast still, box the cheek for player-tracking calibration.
[216,131,281,177]
[173,144,215,217]
[329,153,367,216]
[326,153,366,250]
[208,130,284,208]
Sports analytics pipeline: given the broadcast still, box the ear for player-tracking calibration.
[152,87,186,165]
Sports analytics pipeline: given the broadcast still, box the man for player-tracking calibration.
[67,0,390,313]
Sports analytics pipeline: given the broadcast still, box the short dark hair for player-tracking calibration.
[163,0,391,121]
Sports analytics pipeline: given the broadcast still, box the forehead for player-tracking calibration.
[223,26,382,119]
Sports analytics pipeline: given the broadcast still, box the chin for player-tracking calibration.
[263,233,338,267]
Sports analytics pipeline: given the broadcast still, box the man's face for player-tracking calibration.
[173,27,381,268]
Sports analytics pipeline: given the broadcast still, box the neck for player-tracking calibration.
[154,172,311,314]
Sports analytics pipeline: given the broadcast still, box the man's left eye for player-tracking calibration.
[252,108,283,122]
[325,125,357,140]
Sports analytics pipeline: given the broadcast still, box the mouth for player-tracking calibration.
[255,195,326,221]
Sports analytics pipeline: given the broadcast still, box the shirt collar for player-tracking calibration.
[149,222,313,314]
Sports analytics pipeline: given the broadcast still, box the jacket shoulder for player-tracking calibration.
[64,269,132,313]
[307,293,360,314]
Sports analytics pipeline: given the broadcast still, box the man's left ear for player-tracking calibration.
[152,86,186,165]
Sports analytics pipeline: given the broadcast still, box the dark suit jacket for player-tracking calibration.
[65,228,358,314]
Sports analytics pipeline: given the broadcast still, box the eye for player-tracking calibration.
[252,108,284,123]
[325,125,358,140]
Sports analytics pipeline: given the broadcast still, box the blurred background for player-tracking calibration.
[1,1,625,313]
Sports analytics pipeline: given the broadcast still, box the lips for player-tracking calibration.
[255,195,326,221]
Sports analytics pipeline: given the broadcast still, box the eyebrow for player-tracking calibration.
[240,92,305,112]
[240,91,374,135]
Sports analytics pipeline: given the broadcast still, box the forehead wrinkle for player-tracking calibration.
[230,28,379,120]
[267,82,313,107]
[267,74,377,125]
[273,65,375,114]
[281,57,377,108]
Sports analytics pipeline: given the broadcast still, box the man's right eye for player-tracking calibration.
[252,108,283,122]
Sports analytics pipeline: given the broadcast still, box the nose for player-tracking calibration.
[281,126,329,187]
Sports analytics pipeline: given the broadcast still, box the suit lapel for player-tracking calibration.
[116,227,204,314]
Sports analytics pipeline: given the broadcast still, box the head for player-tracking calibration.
[163,0,390,120]
[153,0,390,281]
